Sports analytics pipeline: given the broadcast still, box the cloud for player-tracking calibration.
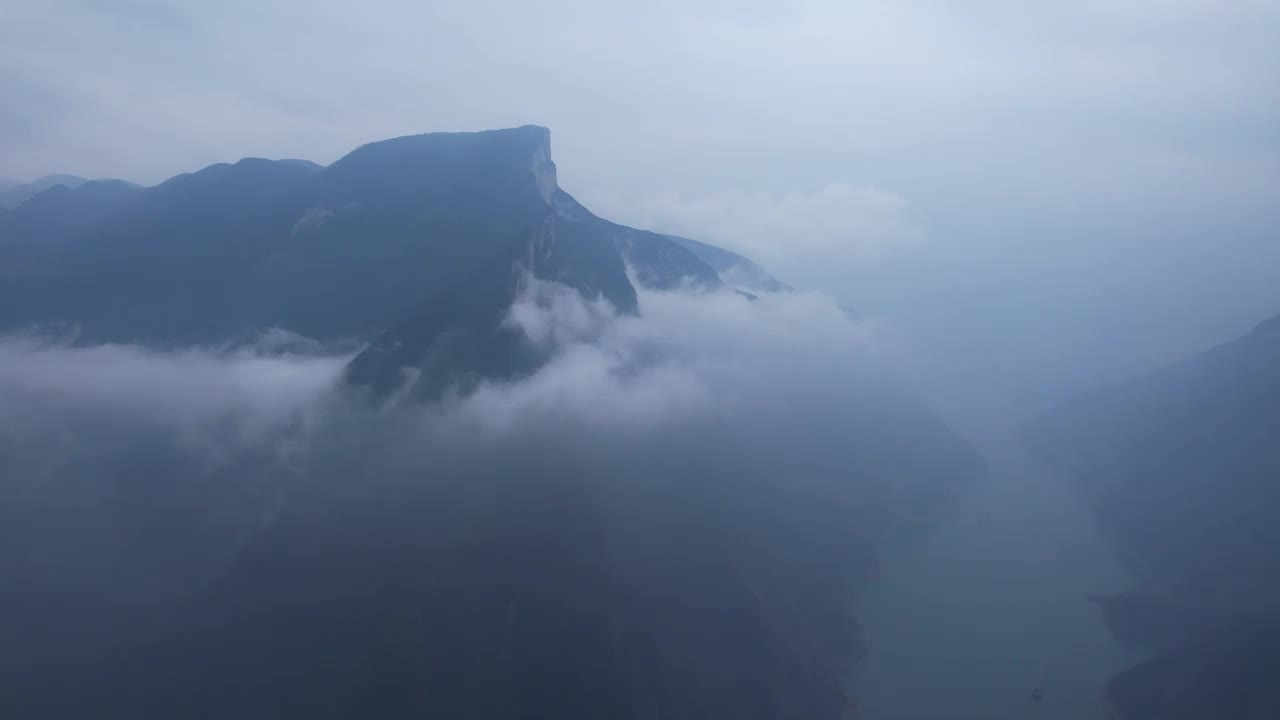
[0,280,934,534]
[461,279,876,436]
[0,281,953,503]
[0,334,349,483]
[0,283,983,716]
[0,283,908,523]
[591,183,922,277]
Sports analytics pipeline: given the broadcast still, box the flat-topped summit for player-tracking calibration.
[324,125,557,204]
[0,125,724,371]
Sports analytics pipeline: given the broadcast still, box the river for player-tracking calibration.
[851,426,1145,719]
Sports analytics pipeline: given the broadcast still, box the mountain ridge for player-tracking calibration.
[0,125,989,720]
[0,126,750,353]
[0,174,94,209]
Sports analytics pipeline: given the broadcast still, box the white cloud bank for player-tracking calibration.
[0,284,894,496]
[0,283,980,718]
[465,280,877,437]
[592,183,923,280]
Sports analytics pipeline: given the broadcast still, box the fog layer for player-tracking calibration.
[0,284,980,718]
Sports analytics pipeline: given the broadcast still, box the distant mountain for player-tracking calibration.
[0,174,92,209]
[1025,313,1280,719]
[4,180,143,237]
[277,158,326,172]
[0,158,324,341]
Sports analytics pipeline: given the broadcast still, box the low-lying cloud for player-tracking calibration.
[593,183,923,281]
[469,280,876,436]
[0,333,348,478]
[0,283,980,717]
[0,283,929,515]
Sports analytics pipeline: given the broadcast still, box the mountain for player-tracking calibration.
[1024,313,1280,719]
[664,234,790,293]
[0,173,92,209]
[0,127,722,347]
[0,159,323,341]
[277,158,326,172]
[0,125,984,720]
[3,180,144,237]
[343,186,729,397]
[24,372,981,720]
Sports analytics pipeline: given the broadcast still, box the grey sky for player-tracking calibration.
[3,0,1279,418]
[5,1,1276,202]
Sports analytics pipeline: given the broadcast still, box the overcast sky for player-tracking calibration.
[3,0,1279,421]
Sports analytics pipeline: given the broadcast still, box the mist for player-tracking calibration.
[3,235,1271,717]
[4,2,1278,716]
[0,284,983,717]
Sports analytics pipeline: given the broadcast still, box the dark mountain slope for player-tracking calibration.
[0,180,145,304]
[114,466,625,720]
[342,224,569,399]
[1,180,143,237]
[342,187,723,398]
[0,126,724,345]
[245,130,561,340]
[0,159,321,341]
[1025,312,1280,719]
[47,375,982,720]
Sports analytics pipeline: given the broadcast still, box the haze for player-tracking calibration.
[3,3,1279,718]
[5,0,1278,423]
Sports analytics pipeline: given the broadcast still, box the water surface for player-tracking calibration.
[853,428,1143,719]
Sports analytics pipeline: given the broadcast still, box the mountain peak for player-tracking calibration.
[0,125,770,364]
[326,125,557,206]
